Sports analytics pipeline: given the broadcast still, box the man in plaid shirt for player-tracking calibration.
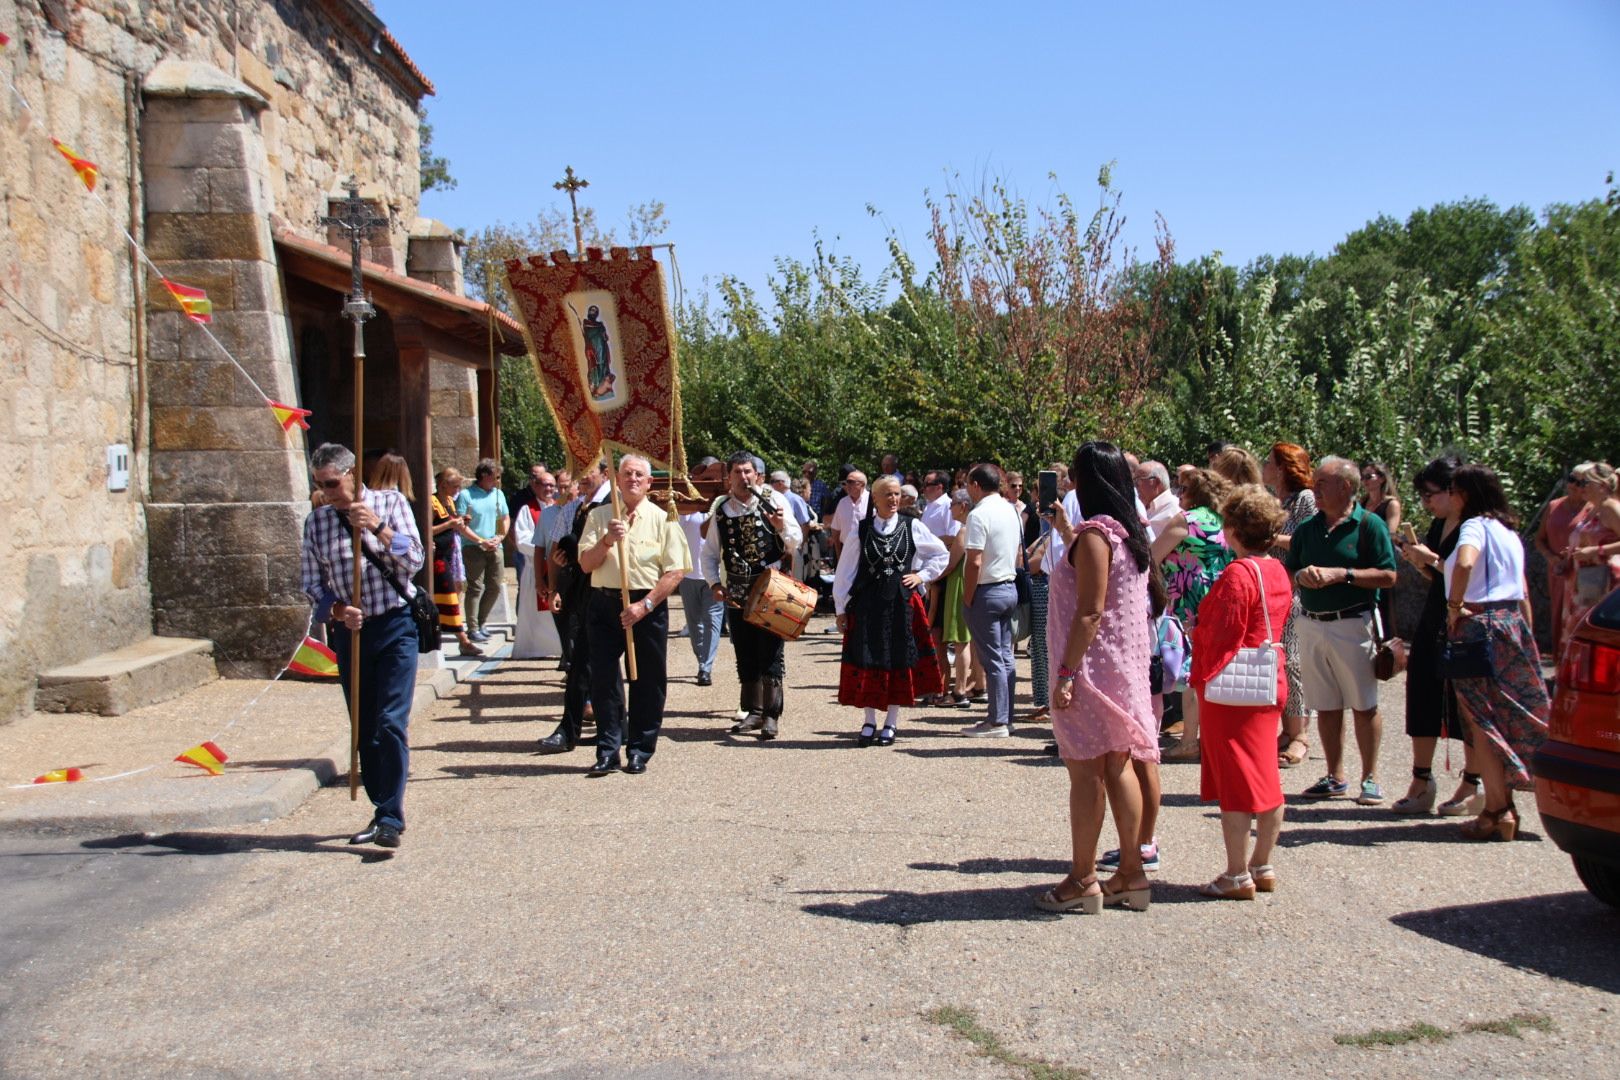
[301,443,425,849]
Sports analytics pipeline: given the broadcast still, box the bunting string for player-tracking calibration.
[1,34,309,432]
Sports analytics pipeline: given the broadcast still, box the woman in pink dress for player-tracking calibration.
[1532,471,1584,660]
[1562,462,1620,651]
[1036,442,1163,915]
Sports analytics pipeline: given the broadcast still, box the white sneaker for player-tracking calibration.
[960,721,1010,738]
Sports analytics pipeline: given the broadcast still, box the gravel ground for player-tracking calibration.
[2,615,1616,1079]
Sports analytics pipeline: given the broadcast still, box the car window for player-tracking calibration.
[1592,586,1620,631]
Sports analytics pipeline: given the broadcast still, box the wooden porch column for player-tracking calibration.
[395,317,433,589]
[476,359,500,463]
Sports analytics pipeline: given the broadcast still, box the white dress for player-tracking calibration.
[512,504,562,659]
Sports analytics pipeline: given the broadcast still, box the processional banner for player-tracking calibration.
[503,247,686,478]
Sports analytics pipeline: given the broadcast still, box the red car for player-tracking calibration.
[1538,585,1620,908]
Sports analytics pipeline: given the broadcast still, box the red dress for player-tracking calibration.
[1192,557,1293,813]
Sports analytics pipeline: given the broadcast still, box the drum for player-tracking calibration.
[741,568,819,641]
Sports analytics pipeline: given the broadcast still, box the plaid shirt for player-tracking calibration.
[300,488,425,618]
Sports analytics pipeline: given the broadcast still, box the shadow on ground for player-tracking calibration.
[1391,889,1620,993]
[80,831,394,863]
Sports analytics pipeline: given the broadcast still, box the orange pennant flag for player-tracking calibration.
[51,139,99,192]
[33,767,85,784]
[160,279,213,324]
[268,400,313,432]
[288,636,339,677]
[175,741,228,775]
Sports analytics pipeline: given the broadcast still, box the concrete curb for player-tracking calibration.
[0,631,516,837]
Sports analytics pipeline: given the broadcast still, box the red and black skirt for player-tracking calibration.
[838,590,944,709]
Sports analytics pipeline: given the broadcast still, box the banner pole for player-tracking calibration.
[608,454,638,681]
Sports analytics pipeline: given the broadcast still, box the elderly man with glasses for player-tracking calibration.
[300,442,425,849]
[1285,456,1399,805]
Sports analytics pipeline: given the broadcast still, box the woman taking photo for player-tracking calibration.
[1393,455,1481,815]
[1153,468,1235,763]
[1263,443,1316,768]
[1190,485,1293,899]
[1036,442,1161,915]
[1444,464,1550,841]
[833,477,950,745]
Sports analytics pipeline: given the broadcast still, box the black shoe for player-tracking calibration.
[876,727,896,747]
[587,756,619,777]
[622,757,648,775]
[696,671,712,687]
[1043,741,1059,756]
[468,629,490,643]
[537,728,576,754]
[373,823,401,848]
[857,724,876,747]
[348,821,381,845]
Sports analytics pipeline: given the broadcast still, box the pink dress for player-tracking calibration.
[1048,516,1158,763]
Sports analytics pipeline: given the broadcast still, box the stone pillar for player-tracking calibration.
[140,60,310,677]
[406,218,465,295]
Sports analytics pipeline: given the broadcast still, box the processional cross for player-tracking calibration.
[317,175,391,801]
[553,165,589,255]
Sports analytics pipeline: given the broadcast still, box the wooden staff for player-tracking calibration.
[348,348,364,800]
[609,452,638,681]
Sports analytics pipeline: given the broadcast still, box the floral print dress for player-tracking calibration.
[1163,505,1233,629]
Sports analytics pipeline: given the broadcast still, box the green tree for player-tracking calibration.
[418,108,456,194]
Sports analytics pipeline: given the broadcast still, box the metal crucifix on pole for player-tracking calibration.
[553,165,589,257]
[319,176,390,799]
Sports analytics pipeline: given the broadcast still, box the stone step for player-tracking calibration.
[35,637,218,717]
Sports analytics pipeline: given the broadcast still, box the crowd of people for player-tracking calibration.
[311,439,1595,911]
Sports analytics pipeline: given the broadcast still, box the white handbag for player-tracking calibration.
[1203,559,1279,707]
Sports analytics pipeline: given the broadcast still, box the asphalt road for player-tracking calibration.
[2,625,1616,1079]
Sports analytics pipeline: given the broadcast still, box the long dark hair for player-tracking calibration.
[1450,463,1518,529]
[1070,441,1167,616]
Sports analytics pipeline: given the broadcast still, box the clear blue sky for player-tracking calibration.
[379,0,1620,302]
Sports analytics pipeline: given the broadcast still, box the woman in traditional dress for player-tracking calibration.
[833,476,950,746]
[512,476,563,660]
[1036,442,1162,914]
[1190,485,1293,899]
[1562,461,1620,650]
[1443,464,1550,841]
[1263,443,1317,768]
[430,468,482,657]
[1153,468,1235,762]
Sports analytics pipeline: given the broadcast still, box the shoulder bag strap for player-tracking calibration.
[358,539,412,603]
[1244,558,1273,644]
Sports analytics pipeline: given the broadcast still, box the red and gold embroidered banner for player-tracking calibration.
[503,247,685,477]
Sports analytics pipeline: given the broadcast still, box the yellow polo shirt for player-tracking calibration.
[579,501,692,590]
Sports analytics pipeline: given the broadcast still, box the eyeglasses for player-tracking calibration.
[845,479,866,487]
[923,480,944,488]
[317,477,348,490]
[1417,488,1441,499]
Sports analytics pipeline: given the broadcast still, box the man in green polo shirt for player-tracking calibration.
[1285,456,1398,805]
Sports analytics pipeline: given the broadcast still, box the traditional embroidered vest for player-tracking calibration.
[714,492,786,596]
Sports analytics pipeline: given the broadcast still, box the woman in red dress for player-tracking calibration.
[1190,485,1294,900]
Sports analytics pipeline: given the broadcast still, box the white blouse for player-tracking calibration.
[832,514,950,615]
[1443,516,1526,603]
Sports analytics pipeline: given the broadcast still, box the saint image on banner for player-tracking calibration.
[565,289,623,409]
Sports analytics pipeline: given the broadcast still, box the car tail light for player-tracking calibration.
[1563,639,1620,693]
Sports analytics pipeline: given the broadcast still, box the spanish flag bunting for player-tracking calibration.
[268,400,313,432]
[51,139,99,192]
[33,767,85,784]
[288,636,339,677]
[0,31,11,47]
[175,741,228,775]
[160,278,213,324]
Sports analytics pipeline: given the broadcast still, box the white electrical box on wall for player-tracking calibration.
[107,444,130,492]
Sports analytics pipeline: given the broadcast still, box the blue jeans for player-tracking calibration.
[678,575,725,676]
[331,606,418,829]
[966,581,1017,727]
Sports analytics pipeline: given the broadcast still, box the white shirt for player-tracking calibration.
[700,490,803,583]
[919,493,959,541]
[832,513,950,614]
[679,511,710,583]
[830,491,870,540]
[964,492,1022,584]
[1040,490,1085,574]
[1444,516,1526,603]
[1144,490,1178,542]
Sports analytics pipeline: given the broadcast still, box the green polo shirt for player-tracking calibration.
[1284,504,1396,614]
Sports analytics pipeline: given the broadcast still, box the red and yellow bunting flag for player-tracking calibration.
[33,767,85,784]
[160,279,213,324]
[51,139,99,192]
[288,636,339,677]
[175,741,228,775]
[268,400,313,432]
[0,31,12,47]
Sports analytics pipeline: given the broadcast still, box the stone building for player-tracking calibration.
[0,0,523,720]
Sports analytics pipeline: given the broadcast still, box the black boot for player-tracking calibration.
[760,679,784,740]
[731,680,764,734]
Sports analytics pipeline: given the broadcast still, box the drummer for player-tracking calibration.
[703,451,802,740]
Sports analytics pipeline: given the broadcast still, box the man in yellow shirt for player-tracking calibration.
[578,454,692,775]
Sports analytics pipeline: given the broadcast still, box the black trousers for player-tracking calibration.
[587,589,669,762]
[559,600,592,742]
[727,608,786,683]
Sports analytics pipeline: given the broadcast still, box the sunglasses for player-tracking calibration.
[317,477,348,490]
